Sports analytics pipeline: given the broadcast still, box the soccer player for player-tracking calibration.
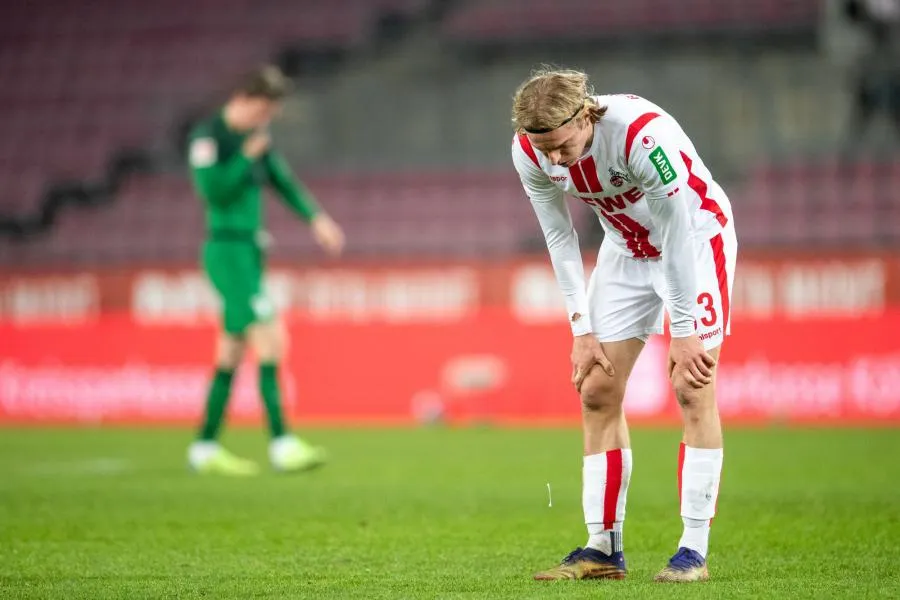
[511,68,737,582]
[185,65,345,475]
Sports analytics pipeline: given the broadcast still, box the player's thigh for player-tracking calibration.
[580,337,646,408]
[690,227,737,351]
[588,244,665,344]
[203,242,272,336]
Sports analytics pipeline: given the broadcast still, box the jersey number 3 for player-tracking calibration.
[697,292,717,327]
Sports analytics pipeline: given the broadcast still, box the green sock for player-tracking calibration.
[199,368,234,441]
[259,363,287,438]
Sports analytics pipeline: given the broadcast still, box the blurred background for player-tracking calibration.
[1,0,899,426]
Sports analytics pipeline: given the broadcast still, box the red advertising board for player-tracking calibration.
[2,311,899,425]
[3,252,898,425]
[2,252,900,323]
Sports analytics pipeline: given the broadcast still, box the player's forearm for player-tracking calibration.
[278,180,321,223]
[192,154,254,204]
[262,152,320,222]
[516,154,590,335]
[548,243,592,336]
[650,193,697,337]
[540,219,592,336]
[662,247,697,338]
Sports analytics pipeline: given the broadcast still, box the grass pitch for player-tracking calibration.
[0,426,898,599]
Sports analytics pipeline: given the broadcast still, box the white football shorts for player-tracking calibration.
[587,223,737,350]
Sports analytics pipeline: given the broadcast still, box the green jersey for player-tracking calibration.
[187,111,319,234]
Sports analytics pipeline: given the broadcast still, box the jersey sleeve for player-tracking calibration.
[512,136,592,337]
[187,126,254,206]
[261,151,321,222]
[626,120,697,338]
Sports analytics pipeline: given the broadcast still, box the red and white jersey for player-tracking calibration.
[512,94,734,337]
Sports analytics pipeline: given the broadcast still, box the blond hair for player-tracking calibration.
[511,67,606,133]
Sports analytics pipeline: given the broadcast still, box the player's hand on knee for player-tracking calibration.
[668,335,715,389]
[570,334,615,392]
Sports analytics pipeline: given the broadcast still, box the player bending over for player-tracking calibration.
[186,65,345,475]
[511,68,737,583]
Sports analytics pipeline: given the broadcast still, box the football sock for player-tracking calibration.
[198,368,234,441]
[677,443,723,558]
[259,363,287,438]
[583,449,632,555]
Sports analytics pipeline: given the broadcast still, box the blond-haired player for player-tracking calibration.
[511,68,737,583]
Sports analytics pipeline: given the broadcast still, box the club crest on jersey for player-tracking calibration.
[641,135,656,149]
[608,167,630,187]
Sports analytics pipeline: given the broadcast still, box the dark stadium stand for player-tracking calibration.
[3,157,899,266]
[731,158,900,247]
[0,0,427,220]
[0,0,896,265]
[441,0,821,42]
[0,171,535,266]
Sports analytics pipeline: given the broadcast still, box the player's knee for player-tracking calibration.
[216,335,245,370]
[673,379,710,411]
[250,321,286,363]
[255,340,283,363]
[580,371,625,413]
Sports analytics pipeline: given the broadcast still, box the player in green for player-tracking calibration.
[185,65,345,475]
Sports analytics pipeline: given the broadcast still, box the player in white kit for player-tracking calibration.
[511,68,737,583]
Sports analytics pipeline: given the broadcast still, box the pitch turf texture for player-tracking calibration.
[1,427,898,599]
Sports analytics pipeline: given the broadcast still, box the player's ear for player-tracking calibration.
[585,104,604,125]
[580,113,595,132]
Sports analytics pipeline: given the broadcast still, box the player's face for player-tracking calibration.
[245,97,281,128]
[235,96,282,130]
[529,117,593,168]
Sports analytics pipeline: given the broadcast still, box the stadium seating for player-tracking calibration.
[0,0,427,220]
[728,158,900,247]
[3,157,898,266]
[0,170,536,266]
[442,0,820,42]
[0,0,895,266]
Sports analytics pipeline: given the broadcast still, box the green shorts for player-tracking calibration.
[202,237,275,335]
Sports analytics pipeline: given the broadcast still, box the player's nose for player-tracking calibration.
[548,151,561,165]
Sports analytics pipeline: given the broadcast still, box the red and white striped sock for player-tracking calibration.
[583,448,633,555]
[677,443,723,558]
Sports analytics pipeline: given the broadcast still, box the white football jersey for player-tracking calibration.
[512,94,734,337]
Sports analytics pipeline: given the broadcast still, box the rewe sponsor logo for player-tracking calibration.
[579,186,645,212]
